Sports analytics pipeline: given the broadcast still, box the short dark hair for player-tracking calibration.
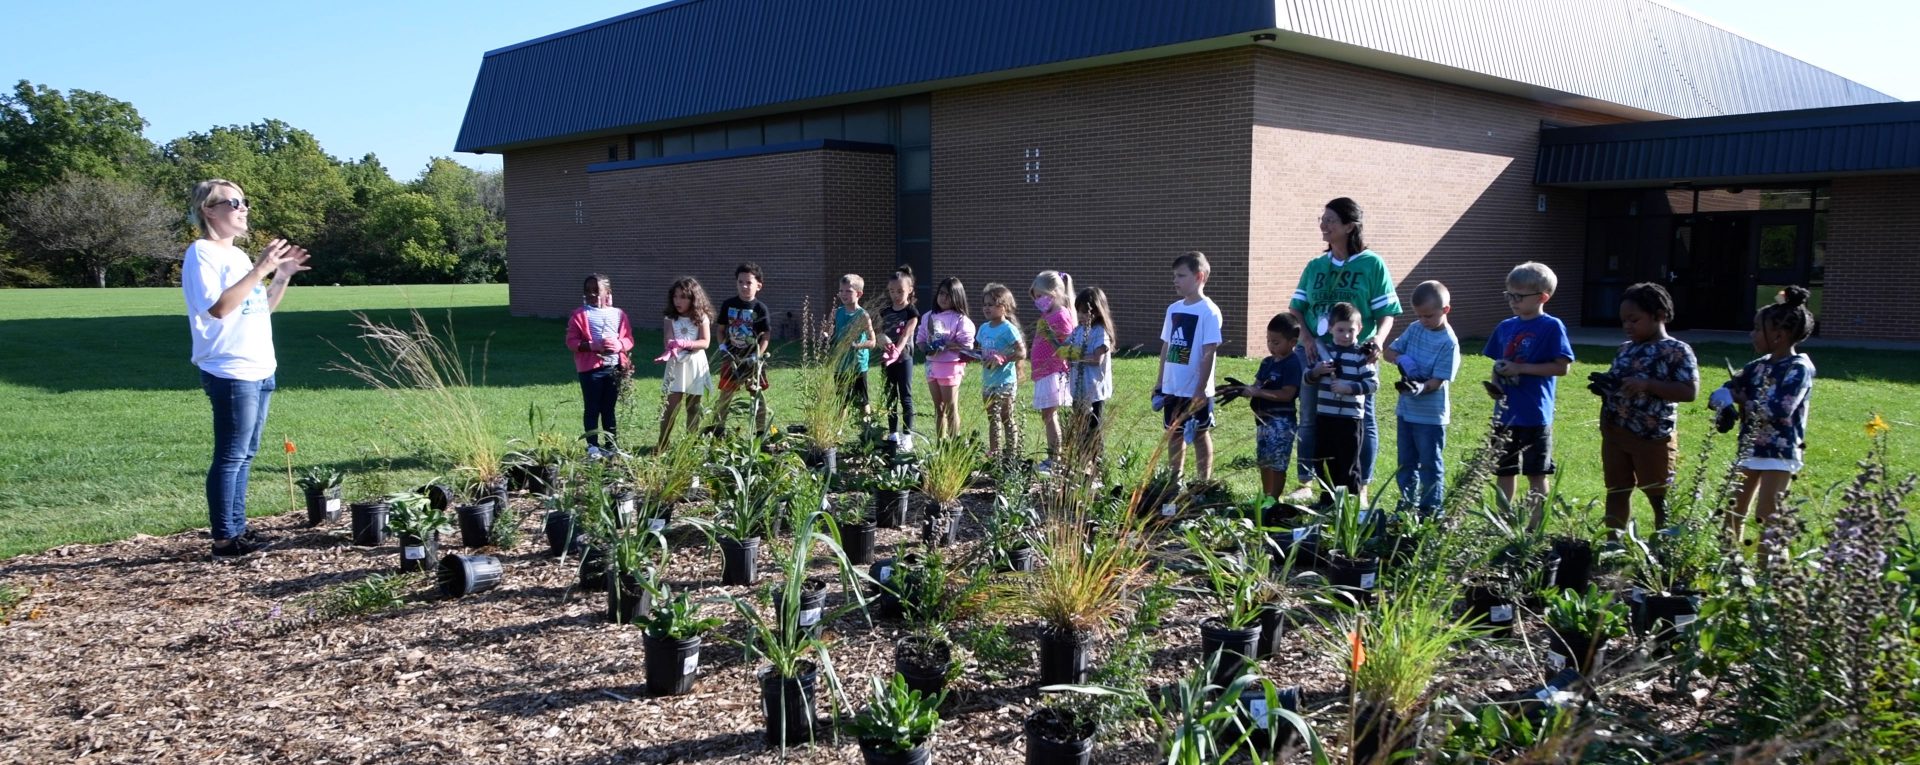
[1620,282,1675,322]
[1171,251,1211,276]
[1328,301,1359,324]
[1267,312,1301,339]
[1411,280,1450,309]
[735,262,764,281]
[1757,285,1817,343]
[1325,197,1367,254]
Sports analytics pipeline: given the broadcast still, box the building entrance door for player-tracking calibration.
[1669,215,1751,330]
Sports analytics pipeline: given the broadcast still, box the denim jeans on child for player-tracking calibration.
[202,371,275,542]
[1396,418,1447,514]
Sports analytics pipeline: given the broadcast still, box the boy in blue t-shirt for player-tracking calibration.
[1482,262,1574,528]
[1383,280,1459,517]
[1222,313,1304,500]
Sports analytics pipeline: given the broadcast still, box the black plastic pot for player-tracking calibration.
[543,511,580,557]
[1630,590,1701,639]
[1234,683,1302,753]
[870,553,922,618]
[644,633,702,696]
[1037,628,1092,686]
[1464,581,1519,637]
[1325,553,1381,604]
[895,634,954,697]
[577,545,609,592]
[1254,605,1287,660]
[1550,538,1594,593]
[398,532,439,573]
[1200,618,1262,687]
[805,446,838,477]
[609,489,637,529]
[921,505,959,547]
[872,490,909,528]
[1352,704,1424,765]
[1546,630,1608,679]
[858,741,931,765]
[644,504,674,534]
[760,662,819,746]
[720,536,761,586]
[1000,545,1036,573]
[419,483,455,512]
[776,577,829,637]
[841,521,877,565]
[437,553,504,597]
[1024,706,1095,765]
[606,569,655,624]
[456,499,496,548]
[304,486,343,527]
[1270,525,1320,570]
[349,501,390,547]
[506,463,534,492]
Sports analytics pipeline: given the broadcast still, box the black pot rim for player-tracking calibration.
[1025,706,1097,743]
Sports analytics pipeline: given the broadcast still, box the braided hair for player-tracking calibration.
[1757,285,1816,343]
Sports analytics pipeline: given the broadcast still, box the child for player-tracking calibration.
[917,276,975,439]
[1028,271,1079,473]
[975,284,1026,465]
[1383,280,1460,517]
[877,266,921,449]
[1482,261,1574,528]
[1714,286,1816,542]
[1223,313,1303,500]
[1154,251,1224,482]
[1595,282,1697,533]
[1069,286,1115,464]
[655,277,713,451]
[1305,302,1377,503]
[566,273,635,458]
[713,262,772,437]
[831,274,877,412]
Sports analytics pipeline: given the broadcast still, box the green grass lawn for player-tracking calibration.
[2,285,1914,558]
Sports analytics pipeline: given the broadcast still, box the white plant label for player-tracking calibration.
[798,608,822,627]
[1160,503,1177,517]
[1490,605,1515,623]
[1548,651,1568,671]
[1673,614,1697,628]
[649,519,667,532]
[1248,699,1270,729]
[877,566,892,582]
[682,653,699,676]
[1359,572,1377,590]
[1535,686,1556,701]
[325,498,341,514]
[1292,527,1309,542]
[620,499,636,516]
[404,546,426,560]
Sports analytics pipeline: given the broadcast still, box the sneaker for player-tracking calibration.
[1035,459,1055,475]
[587,446,606,460]
[898,434,914,452]
[211,535,267,562]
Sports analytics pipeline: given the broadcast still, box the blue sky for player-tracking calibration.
[3,0,1913,180]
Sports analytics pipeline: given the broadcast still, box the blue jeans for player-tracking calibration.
[1396,418,1447,513]
[203,372,274,542]
[1293,346,1379,486]
[580,367,622,448]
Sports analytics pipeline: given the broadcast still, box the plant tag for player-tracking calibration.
[1490,605,1514,623]
[1535,685,1556,701]
[620,498,636,516]
[325,497,341,513]
[798,607,822,627]
[1292,526,1310,542]
[1359,572,1376,590]
[1548,651,1567,671]
[1160,503,1178,517]
[682,653,699,676]
[1248,698,1270,729]
[1357,510,1371,526]
[649,519,667,532]
[1673,614,1697,628]
[403,546,426,560]
[877,566,892,582]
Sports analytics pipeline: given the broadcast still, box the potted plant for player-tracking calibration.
[1325,591,1478,764]
[1045,653,1322,764]
[893,547,987,698]
[1316,488,1384,604]
[1004,516,1147,685]
[867,459,921,529]
[641,589,723,695]
[1621,519,1714,639]
[985,492,1041,573]
[1023,695,1099,765]
[297,468,345,526]
[1541,585,1628,679]
[1130,467,1184,520]
[845,673,945,765]
[347,473,398,547]
[385,490,451,574]
[832,491,878,565]
[1184,529,1277,687]
[607,526,670,624]
[919,434,983,547]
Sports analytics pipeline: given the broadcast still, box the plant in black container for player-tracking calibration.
[297,468,345,526]
[641,589,723,696]
[385,490,450,574]
[984,490,1040,573]
[1046,652,1324,764]
[1004,513,1147,686]
[1321,588,1477,765]
[893,547,989,699]
[918,434,983,547]
[831,491,877,565]
[606,525,669,625]
[1183,526,1277,687]
[1022,695,1098,765]
[696,461,776,586]
[1316,488,1385,605]
[866,459,921,529]
[1541,585,1627,680]
[1621,518,1714,640]
[845,673,945,765]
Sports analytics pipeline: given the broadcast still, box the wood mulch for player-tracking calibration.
[0,490,1714,764]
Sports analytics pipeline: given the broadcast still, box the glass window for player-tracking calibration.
[661,130,693,156]
[802,110,843,140]
[898,95,931,147]
[1757,224,1798,270]
[694,126,727,153]
[898,193,931,239]
[631,135,660,160]
[845,103,891,143]
[764,116,802,144]
[899,148,930,193]
[726,121,763,149]
[1759,189,1812,210]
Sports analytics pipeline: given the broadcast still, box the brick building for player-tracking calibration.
[456,0,1919,350]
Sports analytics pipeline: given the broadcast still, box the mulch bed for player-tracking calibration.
[0,488,1712,764]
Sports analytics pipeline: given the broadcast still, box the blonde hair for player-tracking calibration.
[1506,262,1558,295]
[187,179,244,237]
[841,274,865,292]
[1030,270,1075,312]
[982,282,1017,321]
[1412,280,1451,308]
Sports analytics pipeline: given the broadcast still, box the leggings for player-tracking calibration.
[1314,414,1364,503]
[884,356,915,434]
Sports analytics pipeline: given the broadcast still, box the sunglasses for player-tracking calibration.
[1503,291,1543,302]
[206,198,249,211]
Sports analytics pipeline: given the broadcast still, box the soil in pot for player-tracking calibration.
[456,500,496,548]
[857,741,931,765]
[1463,581,1519,638]
[1199,618,1262,687]
[305,486,343,527]
[841,522,877,565]
[1024,706,1095,765]
[895,634,954,698]
[759,662,820,746]
[872,490,908,528]
[1325,552,1381,605]
[1037,628,1092,686]
[398,532,439,574]
[437,553,504,597]
[644,633,702,696]
[775,577,829,637]
[606,569,655,624]
[720,536,761,586]
[349,501,390,547]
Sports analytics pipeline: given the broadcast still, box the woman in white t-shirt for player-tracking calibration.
[181,179,311,561]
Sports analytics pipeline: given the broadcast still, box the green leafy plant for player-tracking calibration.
[843,673,945,754]
[488,504,522,549]
[1314,487,1378,562]
[1621,518,1718,595]
[302,572,421,619]
[295,468,344,492]
[1003,514,1148,638]
[1049,651,1328,765]
[1183,527,1276,629]
[642,589,724,640]
[829,491,871,528]
[384,490,451,539]
[1542,585,1628,640]
[919,433,983,508]
[1323,588,1480,722]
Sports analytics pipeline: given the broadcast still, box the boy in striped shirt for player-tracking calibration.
[1305,302,1377,504]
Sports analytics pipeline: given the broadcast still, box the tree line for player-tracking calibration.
[0,80,506,288]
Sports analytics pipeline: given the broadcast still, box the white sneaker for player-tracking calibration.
[899,434,914,451]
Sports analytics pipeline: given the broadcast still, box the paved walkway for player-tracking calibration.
[1564,326,1920,352]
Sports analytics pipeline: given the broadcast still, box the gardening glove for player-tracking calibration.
[1708,387,1734,411]
[1151,388,1168,412]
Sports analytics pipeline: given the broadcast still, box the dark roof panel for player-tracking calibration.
[1535,102,1920,187]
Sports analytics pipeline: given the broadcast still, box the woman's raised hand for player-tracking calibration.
[260,239,312,278]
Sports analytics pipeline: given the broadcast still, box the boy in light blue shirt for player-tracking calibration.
[1383,280,1459,517]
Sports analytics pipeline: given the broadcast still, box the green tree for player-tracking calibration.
[162,120,348,245]
[7,172,179,287]
[411,158,506,283]
[0,81,154,199]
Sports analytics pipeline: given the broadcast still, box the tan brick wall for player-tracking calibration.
[932,49,1257,356]
[1823,175,1920,341]
[1250,49,1620,349]
[503,139,626,317]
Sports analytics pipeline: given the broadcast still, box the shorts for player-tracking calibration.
[1161,395,1216,431]
[1256,419,1297,471]
[1032,372,1072,411]
[716,353,769,393]
[1738,456,1802,474]
[1600,421,1675,494]
[1493,425,1555,477]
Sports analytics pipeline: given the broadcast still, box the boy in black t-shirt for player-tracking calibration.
[1222,313,1304,500]
[713,262,772,436]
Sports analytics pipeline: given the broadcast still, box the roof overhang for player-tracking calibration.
[1535,101,1920,189]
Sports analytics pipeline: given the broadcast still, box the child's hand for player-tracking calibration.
[1492,360,1515,378]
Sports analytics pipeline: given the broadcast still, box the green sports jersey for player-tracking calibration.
[1288,250,1401,345]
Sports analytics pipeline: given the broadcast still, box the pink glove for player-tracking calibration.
[881,344,903,367]
[653,339,681,363]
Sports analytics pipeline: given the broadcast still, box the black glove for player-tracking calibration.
[1586,371,1620,398]
[1393,377,1424,395]
[1714,405,1739,434]
[1482,379,1507,400]
[1217,376,1248,405]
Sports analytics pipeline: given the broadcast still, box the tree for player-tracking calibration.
[412,158,506,283]
[0,81,154,200]
[163,120,348,245]
[8,172,179,287]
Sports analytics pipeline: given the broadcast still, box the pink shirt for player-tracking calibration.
[916,310,976,382]
[565,305,634,373]
[1029,307,1077,379]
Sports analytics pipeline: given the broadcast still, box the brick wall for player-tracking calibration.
[932,49,1257,356]
[1824,175,1920,341]
[503,139,625,317]
[1250,50,1618,348]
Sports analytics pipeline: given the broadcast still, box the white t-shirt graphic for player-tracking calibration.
[182,240,276,380]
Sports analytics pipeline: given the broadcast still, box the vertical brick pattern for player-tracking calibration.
[933,49,1256,356]
[1824,175,1920,341]
[1250,50,1619,345]
[503,139,625,317]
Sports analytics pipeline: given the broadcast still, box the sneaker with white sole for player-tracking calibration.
[587,446,606,460]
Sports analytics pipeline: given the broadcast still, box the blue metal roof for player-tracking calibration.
[1536,101,1920,188]
[457,0,1897,154]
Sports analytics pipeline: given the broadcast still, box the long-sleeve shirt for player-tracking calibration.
[1313,343,1377,419]
[1724,353,1815,464]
